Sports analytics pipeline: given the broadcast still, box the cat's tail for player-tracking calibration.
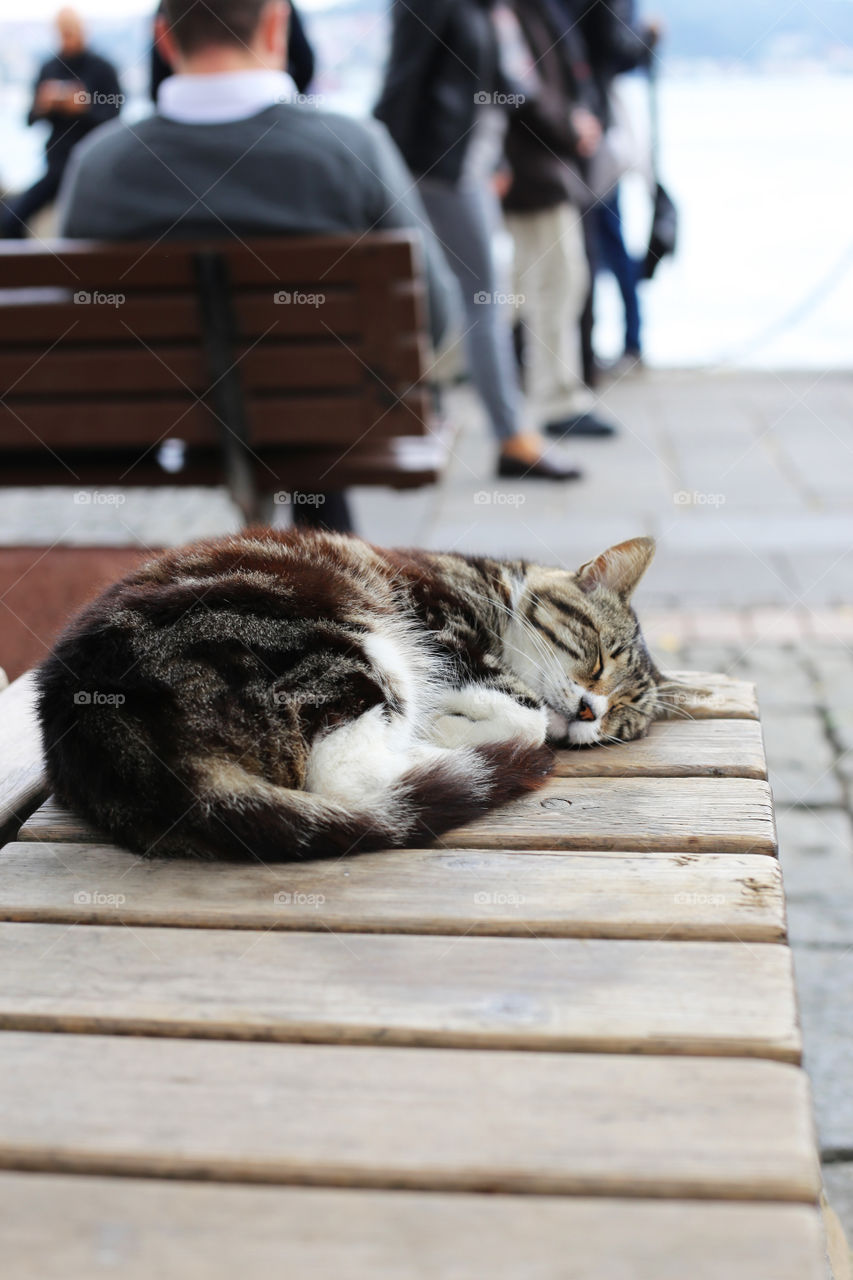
[191,741,554,862]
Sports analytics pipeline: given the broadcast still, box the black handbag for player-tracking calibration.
[641,62,677,280]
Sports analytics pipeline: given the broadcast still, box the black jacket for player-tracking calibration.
[558,0,654,123]
[503,0,596,213]
[28,50,122,167]
[374,0,502,184]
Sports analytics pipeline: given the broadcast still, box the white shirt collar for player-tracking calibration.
[157,70,298,124]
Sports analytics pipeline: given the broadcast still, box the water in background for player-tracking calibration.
[2,36,851,370]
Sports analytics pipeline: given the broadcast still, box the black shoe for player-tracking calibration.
[497,453,583,481]
[545,413,618,439]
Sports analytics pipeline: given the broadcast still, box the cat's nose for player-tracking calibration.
[576,697,596,722]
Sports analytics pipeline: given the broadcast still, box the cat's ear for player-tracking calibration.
[575,537,655,600]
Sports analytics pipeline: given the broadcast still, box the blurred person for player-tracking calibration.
[56,0,459,535]
[559,0,662,379]
[0,8,122,239]
[502,0,617,439]
[375,0,581,481]
[148,0,316,100]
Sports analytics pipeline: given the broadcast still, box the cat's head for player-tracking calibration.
[505,537,688,746]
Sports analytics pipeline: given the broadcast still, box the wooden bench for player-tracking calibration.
[0,232,444,509]
[0,670,829,1278]
[0,232,446,677]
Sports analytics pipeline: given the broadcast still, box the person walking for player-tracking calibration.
[375,0,581,481]
[0,8,122,239]
[559,0,661,376]
[502,0,618,439]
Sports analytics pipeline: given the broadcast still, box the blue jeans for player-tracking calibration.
[595,187,641,356]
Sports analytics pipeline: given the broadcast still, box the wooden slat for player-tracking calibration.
[0,674,46,831]
[0,431,446,491]
[0,391,420,448]
[0,286,421,345]
[0,1033,820,1199]
[554,719,766,779]
[442,776,777,855]
[0,844,786,941]
[0,1174,827,1280]
[15,778,777,854]
[0,233,420,290]
[665,671,759,721]
[0,340,422,397]
[0,924,800,1060]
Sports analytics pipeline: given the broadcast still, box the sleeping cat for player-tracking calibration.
[37,530,682,862]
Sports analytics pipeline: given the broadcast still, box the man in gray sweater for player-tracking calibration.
[58,0,458,529]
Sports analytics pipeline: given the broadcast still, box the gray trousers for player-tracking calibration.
[419,177,521,443]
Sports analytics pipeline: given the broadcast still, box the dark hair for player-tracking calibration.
[161,0,271,55]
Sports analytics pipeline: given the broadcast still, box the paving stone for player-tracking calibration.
[776,808,853,946]
[811,653,853,713]
[762,711,843,807]
[806,609,853,643]
[740,647,818,712]
[680,645,741,674]
[791,947,853,1153]
[822,1164,853,1257]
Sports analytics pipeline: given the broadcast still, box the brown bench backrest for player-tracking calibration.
[0,233,439,506]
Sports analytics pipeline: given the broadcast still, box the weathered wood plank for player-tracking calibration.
[664,671,759,721]
[0,1174,827,1280]
[442,777,777,855]
[0,924,801,1060]
[15,777,778,855]
[554,719,766,779]
[0,1034,820,1199]
[0,843,786,940]
[0,673,46,830]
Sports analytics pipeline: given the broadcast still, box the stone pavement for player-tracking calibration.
[2,367,853,1243]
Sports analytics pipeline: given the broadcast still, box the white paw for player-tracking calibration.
[546,707,570,742]
[567,719,602,747]
[430,688,547,750]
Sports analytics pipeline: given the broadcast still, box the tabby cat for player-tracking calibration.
[38,530,683,862]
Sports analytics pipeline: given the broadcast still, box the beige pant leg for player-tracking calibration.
[507,203,593,424]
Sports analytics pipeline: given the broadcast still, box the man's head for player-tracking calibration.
[157,0,289,73]
[56,7,86,57]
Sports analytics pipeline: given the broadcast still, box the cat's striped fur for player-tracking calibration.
[37,530,677,862]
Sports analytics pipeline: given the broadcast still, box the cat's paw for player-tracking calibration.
[545,707,571,744]
[430,687,547,750]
